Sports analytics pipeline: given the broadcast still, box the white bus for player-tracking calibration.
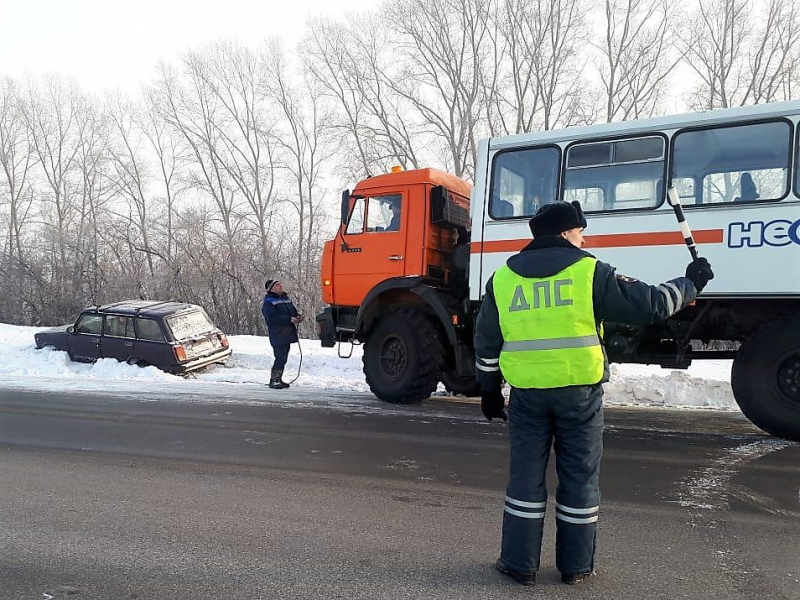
[471,100,800,440]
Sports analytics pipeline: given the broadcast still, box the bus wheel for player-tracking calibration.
[731,318,800,441]
[363,309,443,404]
[441,371,482,397]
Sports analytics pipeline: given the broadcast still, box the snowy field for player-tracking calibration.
[0,323,738,414]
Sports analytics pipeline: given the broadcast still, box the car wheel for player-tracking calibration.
[127,357,149,368]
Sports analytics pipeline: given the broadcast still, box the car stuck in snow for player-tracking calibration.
[34,300,231,374]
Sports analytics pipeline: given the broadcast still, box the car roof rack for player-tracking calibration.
[134,300,177,315]
[97,301,130,313]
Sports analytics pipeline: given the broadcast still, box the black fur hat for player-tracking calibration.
[528,201,587,237]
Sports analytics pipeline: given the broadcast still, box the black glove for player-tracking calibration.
[685,257,714,293]
[481,389,507,422]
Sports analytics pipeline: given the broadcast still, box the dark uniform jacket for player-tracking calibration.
[261,292,300,346]
[475,235,698,392]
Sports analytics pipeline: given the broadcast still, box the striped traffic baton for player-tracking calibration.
[666,187,699,260]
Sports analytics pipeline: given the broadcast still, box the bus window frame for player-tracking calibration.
[668,117,795,209]
[560,132,669,215]
[488,144,562,221]
[795,118,800,199]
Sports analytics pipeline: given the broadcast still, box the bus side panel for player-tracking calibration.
[470,139,491,301]
[477,204,800,297]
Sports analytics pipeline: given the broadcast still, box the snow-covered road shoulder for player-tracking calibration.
[0,323,737,413]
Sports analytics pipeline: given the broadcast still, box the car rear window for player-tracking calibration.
[166,310,217,341]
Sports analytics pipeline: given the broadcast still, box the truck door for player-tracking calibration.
[333,190,408,307]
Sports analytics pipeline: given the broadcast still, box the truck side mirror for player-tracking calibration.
[67,325,75,334]
[340,189,351,225]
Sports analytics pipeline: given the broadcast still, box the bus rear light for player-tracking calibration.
[174,345,188,362]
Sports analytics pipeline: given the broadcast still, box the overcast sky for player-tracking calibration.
[0,0,379,93]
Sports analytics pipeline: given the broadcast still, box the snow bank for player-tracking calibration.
[0,323,737,412]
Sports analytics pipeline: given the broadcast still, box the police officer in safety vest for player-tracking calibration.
[474,201,714,586]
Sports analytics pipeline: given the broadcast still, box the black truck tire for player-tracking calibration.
[731,317,800,441]
[441,371,482,397]
[363,309,444,404]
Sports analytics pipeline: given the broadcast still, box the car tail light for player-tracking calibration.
[217,333,229,348]
[174,345,188,362]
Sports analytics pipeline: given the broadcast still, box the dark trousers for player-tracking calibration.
[271,344,290,372]
[500,384,603,576]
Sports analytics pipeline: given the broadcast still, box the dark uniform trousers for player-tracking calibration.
[501,383,603,576]
[272,343,290,371]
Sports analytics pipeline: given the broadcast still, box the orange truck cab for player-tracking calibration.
[316,168,479,402]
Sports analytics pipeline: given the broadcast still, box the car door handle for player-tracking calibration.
[388,255,404,261]
[125,341,133,347]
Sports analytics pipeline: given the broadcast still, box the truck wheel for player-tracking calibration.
[441,371,482,397]
[363,309,444,404]
[731,317,800,441]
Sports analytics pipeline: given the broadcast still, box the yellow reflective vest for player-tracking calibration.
[491,257,605,388]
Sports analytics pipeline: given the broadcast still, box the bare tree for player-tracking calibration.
[139,84,188,269]
[744,0,800,103]
[680,0,750,109]
[497,0,590,133]
[18,76,90,319]
[597,0,681,122]
[386,0,495,179]
[72,96,112,306]
[105,92,158,291]
[264,39,334,324]
[155,59,239,259]
[191,41,280,273]
[303,14,422,179]
[681,0,800,108]
[0,77,37,264]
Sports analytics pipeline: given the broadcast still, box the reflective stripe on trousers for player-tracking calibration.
[500,384,603,575]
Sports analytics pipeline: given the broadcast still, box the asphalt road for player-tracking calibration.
[0,388,798,600]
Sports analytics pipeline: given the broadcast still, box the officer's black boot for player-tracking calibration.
[561,570,596,585]
[269,368,285,389]
[495,559,536,586]
[277,368,290,389]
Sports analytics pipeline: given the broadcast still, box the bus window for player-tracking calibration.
[490,146,560,219]
[565,187,604,211]
[564,136,665,212]
[614,181,658,209]
[671,120,791,205]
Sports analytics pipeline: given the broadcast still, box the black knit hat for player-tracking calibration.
[265,279,278,293]
[528,201,587,237]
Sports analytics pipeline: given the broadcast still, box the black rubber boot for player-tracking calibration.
[561,570,596,585]
[495,559,536,586]
[269,369,286,389]
[276,368,290,389]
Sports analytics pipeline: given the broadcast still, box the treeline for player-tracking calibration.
[1,0,797,335]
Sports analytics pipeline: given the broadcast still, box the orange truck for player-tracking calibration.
[316,168,479,402]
